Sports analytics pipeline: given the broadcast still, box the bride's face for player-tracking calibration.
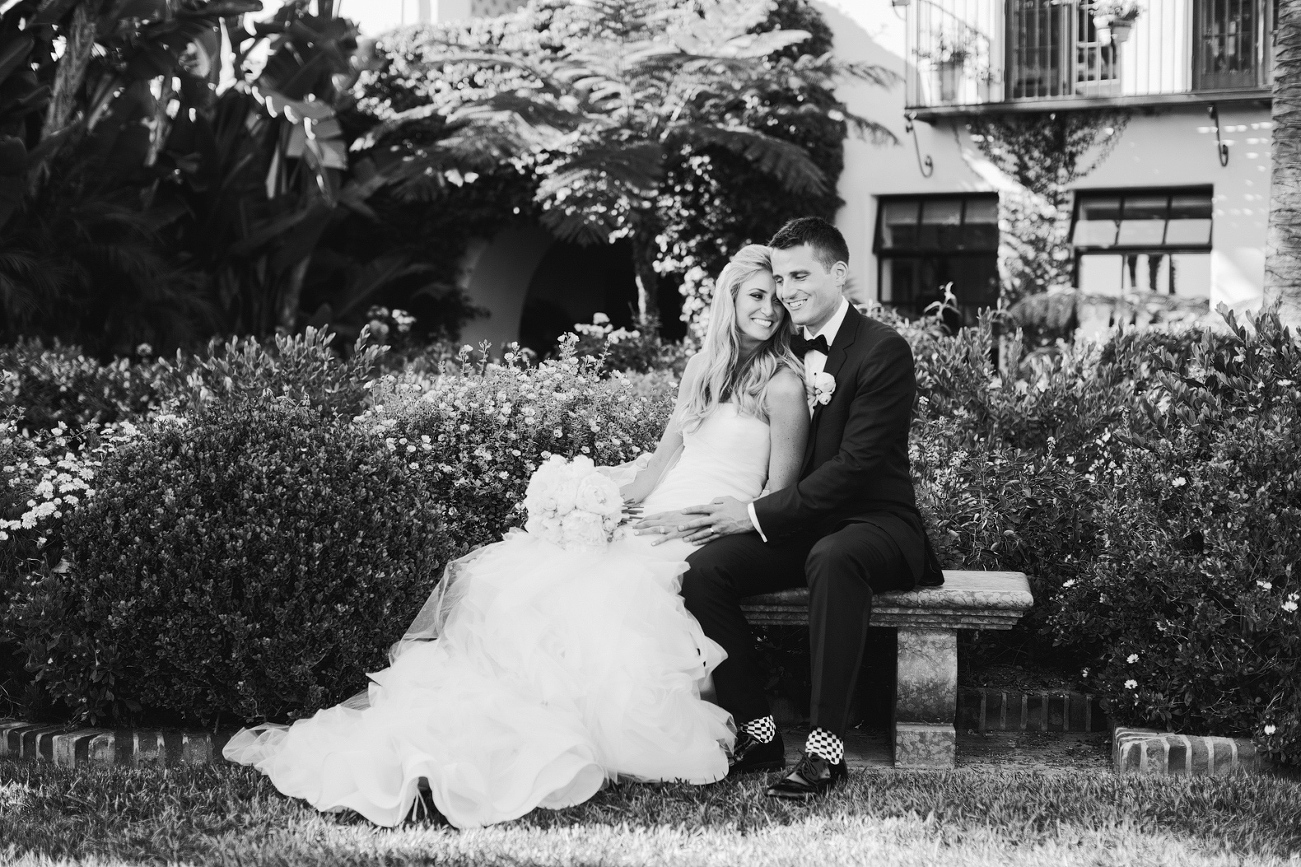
[733,271,782,350]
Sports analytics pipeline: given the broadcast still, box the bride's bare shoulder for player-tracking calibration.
[679,352,707,389]
[764,368,805,409]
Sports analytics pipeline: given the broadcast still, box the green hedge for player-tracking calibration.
[6,397,451,726]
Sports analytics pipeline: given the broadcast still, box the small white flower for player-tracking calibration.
[1061,579,1076,589]
[1258,580,1273,591]
[1264,724,1277,735]
[1126,653,1139,664]
[1284,600,1299,613]
[1124,679,1137,690]
[1172,477,1187,488]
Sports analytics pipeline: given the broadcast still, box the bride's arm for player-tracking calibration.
[619,353,705,505]
[763,368,810,494]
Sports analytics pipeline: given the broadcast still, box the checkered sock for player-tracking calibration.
[805,728,844,764]
[740,715,776,744]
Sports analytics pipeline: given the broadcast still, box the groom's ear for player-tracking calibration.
[831,260,849,289]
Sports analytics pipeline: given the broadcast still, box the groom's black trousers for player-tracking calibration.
[682,520,914,738]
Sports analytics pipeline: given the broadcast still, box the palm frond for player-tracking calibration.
[830,59,904,91]
[845,112,899,147]
[677,123,826,195]
[536,201,619,246]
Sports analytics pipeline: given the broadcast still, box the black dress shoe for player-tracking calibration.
[764,751,847,799]
[728,730,785,774]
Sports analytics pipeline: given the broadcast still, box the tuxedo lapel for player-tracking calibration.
[802,306,863,470]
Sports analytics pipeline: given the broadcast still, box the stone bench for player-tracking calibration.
[740,570,1033,770]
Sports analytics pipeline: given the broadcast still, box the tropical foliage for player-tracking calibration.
[358,0,893,327]
[0,0,450,355]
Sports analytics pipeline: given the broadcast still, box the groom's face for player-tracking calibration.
[772,244,847,335]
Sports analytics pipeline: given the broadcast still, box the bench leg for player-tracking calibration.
[892,627,957,769]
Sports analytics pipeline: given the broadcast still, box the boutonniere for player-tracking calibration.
[810,371,836,407]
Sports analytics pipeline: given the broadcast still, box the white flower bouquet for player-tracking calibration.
[523,454,625,549]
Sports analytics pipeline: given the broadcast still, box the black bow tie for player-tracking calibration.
[791,333,830,357]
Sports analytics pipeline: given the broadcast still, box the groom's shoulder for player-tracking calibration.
[852,307,914,358]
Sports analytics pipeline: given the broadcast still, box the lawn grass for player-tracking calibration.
[2,758,1299,866]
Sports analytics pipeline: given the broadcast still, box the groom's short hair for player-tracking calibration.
[769,217,850,272]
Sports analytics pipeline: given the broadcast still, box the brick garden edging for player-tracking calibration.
[1112,726,1272,777]
[2,687,1112,770]
[0,719,230,768]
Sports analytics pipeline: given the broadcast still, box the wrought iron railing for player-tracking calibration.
[905,0,1277,110]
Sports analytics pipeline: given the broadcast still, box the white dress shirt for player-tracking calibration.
[746,298,851,541]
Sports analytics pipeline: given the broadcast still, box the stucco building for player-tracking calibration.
[348,0,1276,345]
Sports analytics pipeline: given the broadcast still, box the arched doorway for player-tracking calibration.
[518,239,639,355]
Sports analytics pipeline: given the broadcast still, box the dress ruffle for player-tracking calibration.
[223,532,733,829]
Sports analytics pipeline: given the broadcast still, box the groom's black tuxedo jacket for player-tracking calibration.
[752,306,942,586]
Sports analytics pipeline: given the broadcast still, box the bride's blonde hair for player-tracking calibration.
[679,244,802,432]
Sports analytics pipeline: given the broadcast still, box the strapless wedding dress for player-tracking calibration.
[223,403,771,828]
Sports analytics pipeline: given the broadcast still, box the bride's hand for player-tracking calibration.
[632,509,700,546]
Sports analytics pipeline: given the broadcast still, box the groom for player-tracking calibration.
[675,217,941,799]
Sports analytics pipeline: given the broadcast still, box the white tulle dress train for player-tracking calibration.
[223,403,771,829]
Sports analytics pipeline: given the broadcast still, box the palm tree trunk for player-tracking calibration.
[1265,0,1301,328]
[42,2,98,138]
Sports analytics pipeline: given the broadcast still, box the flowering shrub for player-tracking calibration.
[0,421,123,575]
[360,338,675,554]
[571,314,690,375]
[3,398,451,726]
[1050,416,1301,763]
[0,340,169,433]
[911,415,1099,638]
[171,327,384,419]
[1046,306,1301,765]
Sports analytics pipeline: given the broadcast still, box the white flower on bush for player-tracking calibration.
[1171,477,1187,488]
[1258,580,1273,591]
[1264,724,1277,736]
[1126,653,1139,664]
[1124,679,1137,690]
[1284,599,1299,614]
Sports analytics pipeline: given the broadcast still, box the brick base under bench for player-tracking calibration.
[0,720,228,767]
[741,570,1034,770]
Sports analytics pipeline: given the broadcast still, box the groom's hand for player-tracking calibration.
[676,497,753,545]
[632,509,700,545]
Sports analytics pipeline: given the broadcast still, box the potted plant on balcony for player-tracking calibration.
[918,32,976,103]
[1090,0,1142,46]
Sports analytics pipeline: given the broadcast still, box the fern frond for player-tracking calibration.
[676,123,826,194]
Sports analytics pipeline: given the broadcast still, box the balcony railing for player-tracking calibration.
[905,0,1277,113]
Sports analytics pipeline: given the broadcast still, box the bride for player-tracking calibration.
[223,244,809,828]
